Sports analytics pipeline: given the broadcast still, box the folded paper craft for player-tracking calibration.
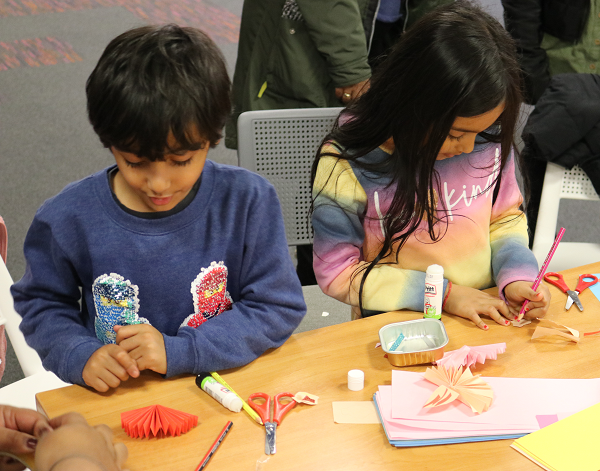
[531,319,580,343]
[423,366,493,415]
[121,405,198,438]
[434,343,506,369]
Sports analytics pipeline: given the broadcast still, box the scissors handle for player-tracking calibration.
[575,274,599,293]
[248,392,271,423]
[544,272,570,293]
[272,392,296,425]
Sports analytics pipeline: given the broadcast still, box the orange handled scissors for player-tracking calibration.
[544,272,598,311]
[248,392,296,455]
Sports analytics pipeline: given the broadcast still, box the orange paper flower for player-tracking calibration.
[121,405,198,438]
[423,366,493,414]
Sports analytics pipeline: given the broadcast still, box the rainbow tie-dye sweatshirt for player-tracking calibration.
[312,142,539,315]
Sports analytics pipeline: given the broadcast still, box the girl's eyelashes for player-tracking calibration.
[447,133,463,141]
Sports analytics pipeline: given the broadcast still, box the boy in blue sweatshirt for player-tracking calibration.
[11,25,306,392]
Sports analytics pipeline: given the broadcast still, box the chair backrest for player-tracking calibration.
[0,217,45,377]
[237,107,343,246]
[531,163,600,272]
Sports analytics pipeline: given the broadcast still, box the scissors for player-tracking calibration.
[543,272,598,311]
[248,392,296,455]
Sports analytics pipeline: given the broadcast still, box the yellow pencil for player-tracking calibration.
[210,371,263,425]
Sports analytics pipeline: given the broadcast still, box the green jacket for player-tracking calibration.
[225,0,450,149]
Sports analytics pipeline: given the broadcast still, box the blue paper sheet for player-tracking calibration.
[588,274,600,303]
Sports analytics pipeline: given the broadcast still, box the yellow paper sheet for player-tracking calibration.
[332,401,380,424]
[511,402,600,471]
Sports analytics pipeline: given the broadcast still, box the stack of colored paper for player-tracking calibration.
[373,370,600,447]
[121,405,198,438]
[511,402,600,471]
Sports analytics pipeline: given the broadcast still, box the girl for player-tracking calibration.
[311,2,551,330]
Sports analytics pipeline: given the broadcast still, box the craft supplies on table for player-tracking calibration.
[519,227,565,319]
[248,391,296,455]
[374,369,600,447]
[379,319,448,367]
[511,402,600,471]
[543,272,598,311]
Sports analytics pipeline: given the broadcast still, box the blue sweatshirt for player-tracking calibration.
[11,160,306,385]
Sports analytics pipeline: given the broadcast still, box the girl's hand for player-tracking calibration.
[442,284,511,330]
[504,281,551,320]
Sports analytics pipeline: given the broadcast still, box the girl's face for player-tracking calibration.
[437,103,505,160]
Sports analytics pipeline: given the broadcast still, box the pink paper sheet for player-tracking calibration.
[434,343,506,369]
[390,371,600,430]
[376,386,532,440]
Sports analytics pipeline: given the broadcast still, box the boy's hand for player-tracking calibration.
[504,280,551,320]
[114,324,167,375]
[82,345,139,393]
[442,284,512,330]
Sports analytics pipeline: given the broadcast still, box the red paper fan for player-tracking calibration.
[121,405,198,438]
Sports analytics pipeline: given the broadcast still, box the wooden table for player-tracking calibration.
[36,262,600,471]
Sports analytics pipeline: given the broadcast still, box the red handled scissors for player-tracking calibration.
[248,392,296,455]
[543,272,598,311]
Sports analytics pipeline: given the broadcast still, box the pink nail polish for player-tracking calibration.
[505,320,510,325]
[483,324,489,330]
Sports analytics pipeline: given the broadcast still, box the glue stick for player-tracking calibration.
[196,373,243,413]
[424,264,444,321]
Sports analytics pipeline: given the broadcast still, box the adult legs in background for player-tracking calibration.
[296,244,317,286]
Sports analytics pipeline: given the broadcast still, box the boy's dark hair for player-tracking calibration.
[86,24,231,159]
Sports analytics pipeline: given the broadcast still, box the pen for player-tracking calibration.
[518,227,565,320]
[210,371,263,425]
[195,421,233,471]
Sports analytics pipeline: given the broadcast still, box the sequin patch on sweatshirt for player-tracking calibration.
[92,273,150,344]
[181,261,233,328]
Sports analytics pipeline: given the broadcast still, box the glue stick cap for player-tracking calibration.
[348,369,364,391]
[222,392,243,413]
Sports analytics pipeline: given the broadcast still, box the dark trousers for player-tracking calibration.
[523,153,547,248]
[296,244,317,286]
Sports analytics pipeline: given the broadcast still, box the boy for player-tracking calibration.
[11,25,306,392]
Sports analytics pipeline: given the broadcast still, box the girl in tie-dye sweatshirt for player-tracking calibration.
[311,3,551,330]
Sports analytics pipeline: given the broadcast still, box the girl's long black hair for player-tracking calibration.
[311,1,524,316]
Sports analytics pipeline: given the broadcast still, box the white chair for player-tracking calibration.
[0,258,45,378]
[0,219,68,409]
[532,163,600,272]
[0,217,45,377]
[237,107,343,246]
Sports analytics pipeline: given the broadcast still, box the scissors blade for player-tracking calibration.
[565,290,581,311]
[570,291,584,311]
[265,422,277,455]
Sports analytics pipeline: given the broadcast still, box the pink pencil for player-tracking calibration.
[518,227,566,320]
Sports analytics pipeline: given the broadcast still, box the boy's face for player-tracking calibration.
[111,133,209,212]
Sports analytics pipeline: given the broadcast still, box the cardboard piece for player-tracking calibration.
[332,401,381,424]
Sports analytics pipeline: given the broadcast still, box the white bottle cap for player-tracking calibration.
[222,392,243,412]
[348,369,365,391]
[426,264,444,280]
